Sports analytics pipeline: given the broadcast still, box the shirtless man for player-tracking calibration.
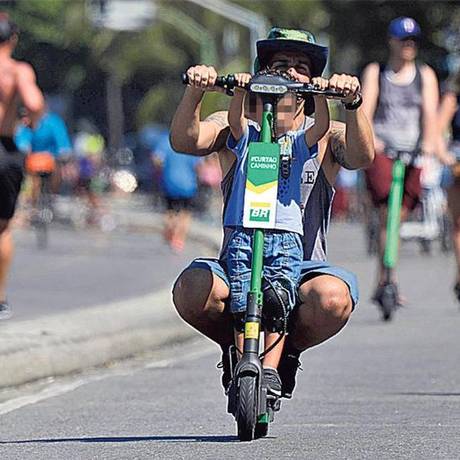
[0,13,44,319]
[171,28,374,398]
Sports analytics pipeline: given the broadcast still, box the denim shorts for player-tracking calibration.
[177,257,359,310]
[221,228,303,314]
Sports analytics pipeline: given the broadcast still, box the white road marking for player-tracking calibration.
[0,343,215,416]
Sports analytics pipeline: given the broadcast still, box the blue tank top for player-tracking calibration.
[221,117,334,261]
[225,124,317,235]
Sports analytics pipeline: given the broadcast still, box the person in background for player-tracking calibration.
[0,12,44,319]
[15,106,72,213]
[437,69,460,303]
[361,17,440,306]
[73,122,106,225]
[332,168,359,221]
[152,132,200,252]
[195,153,222,222]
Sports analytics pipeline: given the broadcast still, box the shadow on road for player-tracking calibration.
[0,435,239,444]
[391,392,460,397]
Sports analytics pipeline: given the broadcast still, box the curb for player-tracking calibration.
[0,289,195,389]
[1,200,223,390]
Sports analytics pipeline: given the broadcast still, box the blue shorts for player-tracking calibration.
[178,257,359,310]
[224,228,303,314]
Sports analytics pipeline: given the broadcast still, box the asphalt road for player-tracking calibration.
[1,223,459,459]
[7,226,211,321]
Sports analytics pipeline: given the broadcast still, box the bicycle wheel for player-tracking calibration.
[35,196,48,249]
[237,375,258,441]
[440,213,453,253]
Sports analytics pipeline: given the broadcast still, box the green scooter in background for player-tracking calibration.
[377,150,415,321]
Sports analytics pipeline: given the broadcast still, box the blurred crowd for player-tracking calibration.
[14,111,223,243]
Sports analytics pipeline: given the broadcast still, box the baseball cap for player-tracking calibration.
[388,17,421,40]
[255,27,328,77]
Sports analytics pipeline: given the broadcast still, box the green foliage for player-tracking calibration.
[4,0,460,134]
[323,0,460,78]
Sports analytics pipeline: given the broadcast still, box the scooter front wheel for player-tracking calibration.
[380,283,398,321]
[237,375,258,441]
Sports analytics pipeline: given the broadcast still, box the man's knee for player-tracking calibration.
[299,277,352,322]
[172,268,229,321]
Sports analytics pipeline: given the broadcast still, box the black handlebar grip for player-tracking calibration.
[215,76,227,88]
[226,75,236,88]
[181,72,228,90]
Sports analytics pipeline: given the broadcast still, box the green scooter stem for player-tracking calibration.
[248,108,273,298]
[383,159,406,269]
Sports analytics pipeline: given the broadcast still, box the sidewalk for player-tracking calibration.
[0,194,223,390]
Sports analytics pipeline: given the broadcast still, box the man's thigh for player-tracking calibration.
[173,258,230,308]
[364,153,393,207]
[365,153,421,211]
[297,260,359,308]
[0,151,24,220]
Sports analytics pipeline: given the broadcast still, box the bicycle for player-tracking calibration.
[182,71,343,440]
[25,152,56,249]
[399,155,450,254]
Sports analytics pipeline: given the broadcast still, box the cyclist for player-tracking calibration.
[224,68,330,394]
[15,106,72,217]
[437,68,460,302]
[73,126,105,226]
[0,13,44,319]
[171,27,374,399]
[361,17,439,306]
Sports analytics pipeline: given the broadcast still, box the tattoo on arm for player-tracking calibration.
[330,127,353,169]
[204,111,228,129]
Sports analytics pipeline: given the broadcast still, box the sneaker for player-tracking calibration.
[217,348,232,392]
[277,345,302,399]
[263,368,282,397]
[0,301,12,320]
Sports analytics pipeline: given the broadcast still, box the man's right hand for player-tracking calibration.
[185,65,225,93]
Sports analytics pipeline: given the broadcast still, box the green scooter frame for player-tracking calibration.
[229,102,279,441]
[379,153,408,321]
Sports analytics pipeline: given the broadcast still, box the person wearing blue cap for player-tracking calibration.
[361,17,440,307]
[170,27,374,400]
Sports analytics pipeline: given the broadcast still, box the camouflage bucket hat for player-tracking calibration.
[255,27,328,77]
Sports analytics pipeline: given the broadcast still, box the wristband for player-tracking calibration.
[342,93,363,111]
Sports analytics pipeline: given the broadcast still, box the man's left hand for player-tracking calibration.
[328,74,361,103]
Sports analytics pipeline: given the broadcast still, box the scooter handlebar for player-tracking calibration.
[181,72,346,98]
